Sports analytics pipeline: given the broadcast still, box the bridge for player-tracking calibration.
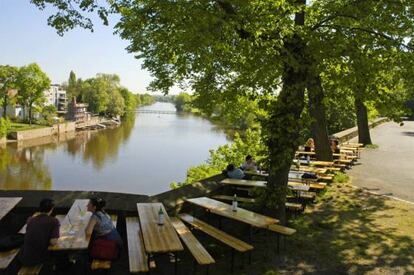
[135,109,177,115]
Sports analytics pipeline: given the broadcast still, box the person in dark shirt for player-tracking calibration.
[19,198,60,266]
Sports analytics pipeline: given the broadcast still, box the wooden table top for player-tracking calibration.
[49,199,92,251]
[220,178,267,188]
[288,182,311,191]
[137,203,183,254]
[185,197,278,228]
[0,197,22,220]
[291,166,328,174]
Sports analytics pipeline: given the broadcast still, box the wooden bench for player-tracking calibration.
[126,217,149,274]
[179,213,252,271]
[212,195,303,211]
[285,202,303,212]
[267,223,297,253]
[16,215,66,275]
[91,214,118,271]
[170,217,215,268]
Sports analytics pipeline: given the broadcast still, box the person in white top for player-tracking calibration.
[240,155,258,172]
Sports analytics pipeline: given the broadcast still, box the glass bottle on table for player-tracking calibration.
[158,206,164,225]
[231,194,238,212]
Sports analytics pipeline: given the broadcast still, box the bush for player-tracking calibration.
[0,117,11,138]
[333,171,349,183]
[170,129,266,189]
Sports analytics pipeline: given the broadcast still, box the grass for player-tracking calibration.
[280,181,414,274]
[365,143,379,149]
[209,180,414,274]
[8,122,45,132]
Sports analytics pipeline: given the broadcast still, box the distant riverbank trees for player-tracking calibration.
[65,71,155,117]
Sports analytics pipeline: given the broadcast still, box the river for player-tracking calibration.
[0,102,229,195]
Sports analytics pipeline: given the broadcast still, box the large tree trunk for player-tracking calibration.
[265,2,307,225]
[307,74,333,161]
[355,97,372,145]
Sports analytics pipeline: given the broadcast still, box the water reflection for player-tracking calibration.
[0,103,229,194]
[0,146,52,190]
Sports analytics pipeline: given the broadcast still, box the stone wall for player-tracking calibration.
[8,122,76,141]
[333,117,388,143]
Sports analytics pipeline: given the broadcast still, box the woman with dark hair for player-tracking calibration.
[85,197,122,259]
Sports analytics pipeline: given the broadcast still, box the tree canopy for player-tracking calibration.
[30,0,414,221]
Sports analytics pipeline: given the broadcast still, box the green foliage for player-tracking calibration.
[119,87,138,112]
[138,93,155,106]
[173,92,192,112]
[171,129,266,188]
[365,144,379,149]
[0,117,10,138]
[0,65,19,117]
[333,172,350,183]
[38,105,57,126]
[16,63,51,124]
[66,70,82,100]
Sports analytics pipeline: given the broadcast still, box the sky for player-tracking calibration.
[0,0,165,94]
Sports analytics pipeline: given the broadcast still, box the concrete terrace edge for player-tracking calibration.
[0,174,225,213]
[332,117,388,143]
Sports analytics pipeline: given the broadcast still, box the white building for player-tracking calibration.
[44,84,67,113]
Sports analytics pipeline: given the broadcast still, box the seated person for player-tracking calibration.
[19,198,60,266]
[304,138,315,152]
[330,139,340,154]
[240,155,258,171]
[85,197,123,258]
[226,164,245,179]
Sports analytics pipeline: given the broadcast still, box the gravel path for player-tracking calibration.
[348,120,414,203]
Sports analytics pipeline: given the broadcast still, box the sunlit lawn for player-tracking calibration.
[209,179,414,275]
[8,122,44,132]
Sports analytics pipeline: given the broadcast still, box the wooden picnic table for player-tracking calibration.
[0,197,22,220]
[49,199,92,251]
[137,203,183,254]
[291,166,328,174]
[220,178,266,188]
[186,197,278,228]
[288,182,310,192]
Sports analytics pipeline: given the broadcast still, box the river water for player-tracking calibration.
[0,102,229,195]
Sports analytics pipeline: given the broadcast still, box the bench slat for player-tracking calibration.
[17,264,43,275]
[267,224,296,236]
[179,213,253,253]
[126,217,149,273]
[0,249,19,270]
[170,217,215,265]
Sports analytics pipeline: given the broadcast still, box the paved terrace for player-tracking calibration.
[349,120,414,203]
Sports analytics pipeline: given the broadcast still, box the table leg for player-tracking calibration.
[174,252,178,275]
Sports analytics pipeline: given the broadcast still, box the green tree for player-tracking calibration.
[81,74,119,115]
[0,117,10,138]
[16,63,50,125]
[107,89,125,117]
[119,87,138,112]
[66,70,82,100]
[0,65,19,118]
[31,0,414,222]
[174,92,192,112]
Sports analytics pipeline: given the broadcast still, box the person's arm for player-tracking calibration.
[50,218,60,246]
[85,216,98,238]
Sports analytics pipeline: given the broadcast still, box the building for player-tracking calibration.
[43,84,67,113]
[66,98,90,122]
